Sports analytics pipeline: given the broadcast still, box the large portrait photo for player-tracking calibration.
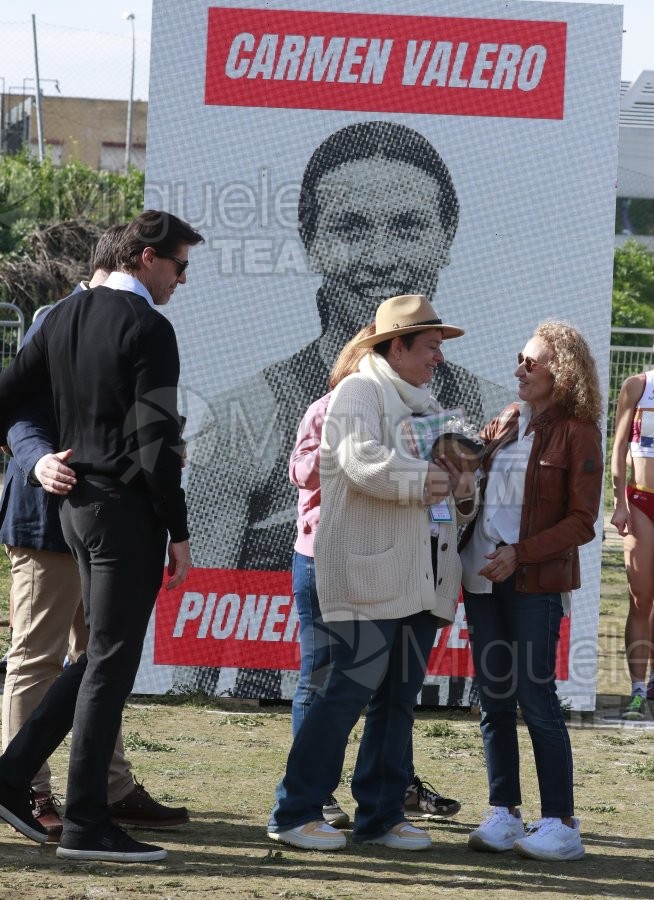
[139,0,622,709]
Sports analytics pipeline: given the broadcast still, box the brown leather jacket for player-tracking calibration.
[462,403,603,593]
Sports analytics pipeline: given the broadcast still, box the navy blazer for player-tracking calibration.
[0,288,82,554]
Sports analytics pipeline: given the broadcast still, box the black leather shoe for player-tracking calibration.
[109,779,189,829]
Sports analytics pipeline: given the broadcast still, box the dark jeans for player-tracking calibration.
[0,478,167,835]
[463,575,574,818]
[269,609,439,841]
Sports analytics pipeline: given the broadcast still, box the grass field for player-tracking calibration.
[0,546,652,899]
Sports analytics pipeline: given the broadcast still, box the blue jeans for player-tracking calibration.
[291,551,415,779]
[463,576,574,818]
[291,552,332,738]
[269,610,439,840]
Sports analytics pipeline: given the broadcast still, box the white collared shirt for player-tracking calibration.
[461,405,534,594]
[103,271,155,308]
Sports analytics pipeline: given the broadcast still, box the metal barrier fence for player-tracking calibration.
[0,302,24,364]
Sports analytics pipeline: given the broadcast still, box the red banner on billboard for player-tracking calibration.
[154,567,570,679]
[205,7,566,119]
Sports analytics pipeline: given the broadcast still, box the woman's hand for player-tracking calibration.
[423,463,451,504]
[478,544,518,582]
[610,503,630,537]
[434,455,476,501]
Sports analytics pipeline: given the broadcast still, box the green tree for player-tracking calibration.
[613,240,654,306]
[0,151,144,316]
[611,241,654,347]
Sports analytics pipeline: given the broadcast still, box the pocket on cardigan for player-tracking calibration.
[345,547,401,604]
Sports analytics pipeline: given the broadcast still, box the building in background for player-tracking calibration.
[0,93,147,171]
[617,70,654,249]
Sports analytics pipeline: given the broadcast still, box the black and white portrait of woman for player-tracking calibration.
[175,120,513,697]
[187,120,512,572]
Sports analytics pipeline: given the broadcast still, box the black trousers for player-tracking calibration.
[0,478,167,835]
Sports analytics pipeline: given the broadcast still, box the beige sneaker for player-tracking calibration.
[363,821,432,850]
[268,820,346,850]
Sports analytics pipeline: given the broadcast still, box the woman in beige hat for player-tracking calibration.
[268,294,475,853]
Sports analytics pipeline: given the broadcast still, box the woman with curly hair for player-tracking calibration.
[460,321,603,862]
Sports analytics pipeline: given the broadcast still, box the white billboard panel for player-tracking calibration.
[137,0,622,710]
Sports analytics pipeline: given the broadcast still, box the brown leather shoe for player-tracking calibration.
[32,791,63,842]
[109,780,189,829]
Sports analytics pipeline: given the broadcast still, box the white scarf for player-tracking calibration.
[360,351,432,413]
[358,350,450,533]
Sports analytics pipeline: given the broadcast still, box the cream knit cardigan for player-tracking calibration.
[314,355,474,624]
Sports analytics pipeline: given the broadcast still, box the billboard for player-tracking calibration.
[135,0,622,710]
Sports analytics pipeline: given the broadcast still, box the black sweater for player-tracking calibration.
[0,286,188,541]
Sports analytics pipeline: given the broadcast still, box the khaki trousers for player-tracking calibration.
[1,546,134,803]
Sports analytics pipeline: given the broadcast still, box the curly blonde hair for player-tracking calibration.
[533,321,602,423]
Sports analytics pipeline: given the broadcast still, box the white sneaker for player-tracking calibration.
[468,807,525,852]
[267,820,346,850]
[513,817,585,861]
[363,821,432,851]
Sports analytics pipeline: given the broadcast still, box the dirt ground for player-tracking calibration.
[0,549,652,899]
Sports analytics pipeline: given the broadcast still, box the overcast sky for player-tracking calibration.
[0,0,651,100]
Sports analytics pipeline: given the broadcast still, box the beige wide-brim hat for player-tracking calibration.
[354,294,464,348]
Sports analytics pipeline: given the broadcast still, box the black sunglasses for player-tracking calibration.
[157,253,189,277]
[517,352,545,373]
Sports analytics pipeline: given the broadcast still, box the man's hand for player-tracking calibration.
[34,449,77,495]
[166,539,192,589]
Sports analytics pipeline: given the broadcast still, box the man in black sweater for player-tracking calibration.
[0,210,203,863]
[0,223,190,840]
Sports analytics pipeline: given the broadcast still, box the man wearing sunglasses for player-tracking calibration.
[103,225,191,307]
[0,223,192,843]
[0,210,204,863]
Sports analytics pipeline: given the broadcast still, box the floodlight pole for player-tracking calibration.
[31,14,45,162]
[124,13,136,175]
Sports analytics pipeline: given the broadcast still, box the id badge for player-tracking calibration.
[429,501,452,523]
